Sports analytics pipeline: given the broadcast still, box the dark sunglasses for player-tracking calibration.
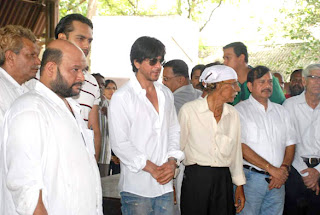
[147,58,166,66]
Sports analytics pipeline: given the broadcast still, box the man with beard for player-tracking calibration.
[1,40,103,215]
[108,36,184,214]
[55,13,101,161]
[235,66,296,215]
[285,69,304,98]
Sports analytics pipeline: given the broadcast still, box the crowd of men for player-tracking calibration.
[0,13,319,215]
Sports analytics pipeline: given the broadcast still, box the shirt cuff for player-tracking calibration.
[126,154,147,173]
[232,174,246,186]
[167,150,185,163]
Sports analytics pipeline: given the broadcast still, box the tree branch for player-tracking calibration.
[67,0,87,11]
[199,0,223,32]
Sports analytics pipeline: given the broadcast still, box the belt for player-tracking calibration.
[244,165,270,176]
[302,157,320,166]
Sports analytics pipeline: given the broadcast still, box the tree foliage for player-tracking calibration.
[276,0,320,72]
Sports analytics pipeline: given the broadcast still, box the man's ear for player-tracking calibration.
[239,54,245,62]
[4,50,16,67]
[247,81,253,93]
[45,62,57,77]
[57,33,67,40]
[134,60,140,71]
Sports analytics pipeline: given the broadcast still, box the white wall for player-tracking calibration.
[91,15,199,80]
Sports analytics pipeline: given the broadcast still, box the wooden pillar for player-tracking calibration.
[45,0,59,45]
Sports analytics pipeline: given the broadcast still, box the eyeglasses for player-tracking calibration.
[307,75,320,81]
[106,87,117,90]
[220,81,240,88]
[162,76,179,82]
[147,57,166,66]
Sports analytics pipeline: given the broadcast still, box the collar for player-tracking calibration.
[198,95,231,117]
[248,94,273,112]
[0,67,22,89]
[34,81,72,112]
[130,75,162,95]
[173,84,192,95]
[296,91,307,104]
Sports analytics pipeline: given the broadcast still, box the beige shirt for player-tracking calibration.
[178,97,246,186]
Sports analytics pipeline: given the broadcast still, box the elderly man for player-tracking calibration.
[283,64,320,215]
[0,25,40,138]
[179,65,245,215]
[285,69,304,98]
[235,65,296,215]
[223,42,285,105]
[162,59,202,114]
[109,36,184,214]
[55,13,101,161]
[1,40,102,215]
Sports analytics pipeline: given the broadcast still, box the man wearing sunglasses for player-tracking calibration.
[108,36,184,215]
[283,64,320,215]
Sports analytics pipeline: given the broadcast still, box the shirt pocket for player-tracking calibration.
[246,122,259,144]
[215,134,234,157]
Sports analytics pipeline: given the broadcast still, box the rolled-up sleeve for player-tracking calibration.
[4,110,46,215]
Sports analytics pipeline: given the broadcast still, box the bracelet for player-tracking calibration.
[265,163,270,170]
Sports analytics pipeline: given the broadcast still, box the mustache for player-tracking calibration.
[71,82,83,88]
[261,88,272,93]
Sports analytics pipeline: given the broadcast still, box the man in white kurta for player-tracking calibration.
[1,40,102,215]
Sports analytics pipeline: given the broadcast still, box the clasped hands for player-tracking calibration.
[267,165,289,190]
[145,160,176,185]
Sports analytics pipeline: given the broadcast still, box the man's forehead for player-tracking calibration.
[71,21,93,36]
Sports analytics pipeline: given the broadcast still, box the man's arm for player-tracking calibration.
[235,185,245,213]
[33,191,48,215]
[242,143,288,183]
[88,104,101,161]
[269,145,295,190]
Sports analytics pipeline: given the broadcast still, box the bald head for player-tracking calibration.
[40,39,85,75]
[40,39,87,98]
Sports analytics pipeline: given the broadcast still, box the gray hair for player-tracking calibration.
[302,64,320,78]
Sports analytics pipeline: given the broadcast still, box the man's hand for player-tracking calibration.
[143,160,162,180]
[111,155,120,164]
[156,160,176,185]
[268,176,285,190]
[234,185,245,213]
[301,168,320,192]
[267,165,288,182]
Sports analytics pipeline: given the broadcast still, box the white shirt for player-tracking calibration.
[0,67,29,141]
[235,95,296,170]
[73,72,100,124]
[173,84,202,114]
[178,97,246,186]
[1,82,103,215]
[283,91,320,175]
[108,76,184,197]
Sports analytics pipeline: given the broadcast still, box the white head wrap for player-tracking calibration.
[199,65,238,86]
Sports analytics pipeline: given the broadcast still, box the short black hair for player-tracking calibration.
[191,64,205,79]
[247,65,270,83]
[105,79,117,89]
[40,48,63,75]
[55,13,93,39]
[290,69,302,81]
[163,59,189,78]
[130,36,165,73]
[92,73,105,80]
[223,42,248,63]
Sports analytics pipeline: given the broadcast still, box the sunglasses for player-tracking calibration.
[147,57,166,66]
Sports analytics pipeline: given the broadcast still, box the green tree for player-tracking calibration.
[272,0,320,72]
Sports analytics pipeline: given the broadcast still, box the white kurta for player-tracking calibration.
[0,82,103,215]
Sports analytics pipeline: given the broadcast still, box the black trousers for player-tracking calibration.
[181,165,235,215]
[284,165,320,215]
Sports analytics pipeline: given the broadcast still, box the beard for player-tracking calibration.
[51,67,83,98]
[289,84,304,96]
